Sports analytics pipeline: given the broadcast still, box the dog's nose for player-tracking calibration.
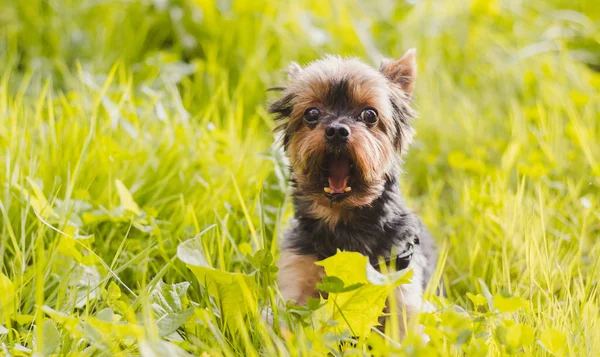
[325,124,350,143]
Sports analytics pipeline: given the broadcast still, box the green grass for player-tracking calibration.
[1,0,599,355]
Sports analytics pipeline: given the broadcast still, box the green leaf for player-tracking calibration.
[307,298,325,311]
[313,251,411,338]
[0,272,16,320]
[251,249,274,269]
[317,276,363,293]
[139,340,193,357]
[507,323,534,348]
[107,281,122,300]
[12,179,59,220]
[466,293,487,307]
[27,178,61,220]
[42,319,61,356]
[0,324,8,334]
[57,235,83,261]
[146,279,192,336]
[42,306,80,334]
[14,344,32,354]
[115,179,141,215]
[32,319,61,355]
[157,308,195,337]
[493,294,523,313]
[238,242,253,256]
[316,250,369,285]
[96,308,116,322]
[176,233,210,266]
[69,264,102,309]
[85,316,144,340]
[150,281,190,315]
[539,328,567,356]
[177,235,257,332]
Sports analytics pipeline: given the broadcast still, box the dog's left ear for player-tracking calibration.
[286,62,303,80]
[380,48,417,95]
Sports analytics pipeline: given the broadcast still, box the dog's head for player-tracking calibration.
[269,50,417,209]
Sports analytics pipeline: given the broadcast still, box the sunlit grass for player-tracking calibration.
[1,0,599,355]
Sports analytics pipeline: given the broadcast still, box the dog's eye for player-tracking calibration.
[303,107,320,124]
[360,108,378,125]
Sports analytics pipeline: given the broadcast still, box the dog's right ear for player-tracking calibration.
[380,48,417,95]
[285,62,303,80]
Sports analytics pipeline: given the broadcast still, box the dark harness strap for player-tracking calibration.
[376,237,420,271]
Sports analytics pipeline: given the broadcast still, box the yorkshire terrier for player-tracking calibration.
[269,49,438,335]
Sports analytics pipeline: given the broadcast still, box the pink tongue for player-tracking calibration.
[327,157,350,193]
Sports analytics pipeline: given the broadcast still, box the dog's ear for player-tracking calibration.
[382,49,417,153]
[286,62,303,80]
[380,48,417,95]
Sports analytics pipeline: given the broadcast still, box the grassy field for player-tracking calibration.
[1,0,599,355]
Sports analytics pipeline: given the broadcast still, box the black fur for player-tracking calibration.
[268,93,296,148]
[325,78,353,114]
[270,57,437,294]
[283,171,437,289]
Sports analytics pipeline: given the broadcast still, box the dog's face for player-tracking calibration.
[269,50,417,210]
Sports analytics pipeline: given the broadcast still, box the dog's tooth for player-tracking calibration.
[324,187,332,193]
[344,187,352,192]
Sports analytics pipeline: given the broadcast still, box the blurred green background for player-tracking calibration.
[0,0,599,355]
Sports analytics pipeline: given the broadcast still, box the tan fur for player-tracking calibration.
[285,57,401,148]
[348,126,395,183]
[277,251,324,305]
[280,56,407,214]
[288,125,326,173]
[306,201,354,230]
[272,51,426,339]
[295,192,381,228]
[380,49,417,95]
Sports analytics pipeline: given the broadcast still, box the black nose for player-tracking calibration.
[325,124,350,143]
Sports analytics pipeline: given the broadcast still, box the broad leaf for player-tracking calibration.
[0,272,16,320]
[69,264,102,308]
[317,276,363,293]
[12,179,59,220]
[148,279,193,337]
[150,281,190,315]
[42,320,61,356]
[539,328,567,356]
[466,293,488,307]
[139,340,193,357]
[115,179,141,215]
[493,294,524,313]
[177,235,257,332]
[313,251,411,338]
[507,323,534,348]
[85,316,144,340]
[57,235,83,262]
[157,308,195,337]
[32,319,61,355]
[42,306,80,334]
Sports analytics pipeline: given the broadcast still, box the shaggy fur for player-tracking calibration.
[269,49,438,336]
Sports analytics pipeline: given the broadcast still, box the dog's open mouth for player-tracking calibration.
[322,154,353,200]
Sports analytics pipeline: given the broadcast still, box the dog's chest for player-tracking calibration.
[305,220,406,263]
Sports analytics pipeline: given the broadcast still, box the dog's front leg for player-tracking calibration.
[277,250,324,306]
[388,249,428,338]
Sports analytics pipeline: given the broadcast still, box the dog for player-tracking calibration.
[268,49,438,336]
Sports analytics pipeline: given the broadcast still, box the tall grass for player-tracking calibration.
[0,0,599,355]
